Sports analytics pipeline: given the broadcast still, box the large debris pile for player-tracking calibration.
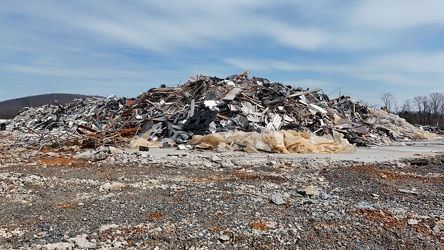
[7,72,434,154]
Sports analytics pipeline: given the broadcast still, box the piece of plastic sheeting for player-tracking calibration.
[129,136,162,148]
[282,130,355,154]
[190,130,356,154]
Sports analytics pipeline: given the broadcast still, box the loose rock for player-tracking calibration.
[270,193,285,205]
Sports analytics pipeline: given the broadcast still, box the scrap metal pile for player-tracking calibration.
[6,72,434,154]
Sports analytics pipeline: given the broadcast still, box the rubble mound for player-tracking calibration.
[8,72,434,153]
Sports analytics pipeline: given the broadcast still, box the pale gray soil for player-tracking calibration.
[0,141,444,249]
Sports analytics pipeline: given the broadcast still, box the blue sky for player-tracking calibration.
[1,1,444,107]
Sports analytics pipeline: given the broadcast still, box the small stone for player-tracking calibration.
[268,160,277,166]
[270,194,285,205]
[305,185,319,197]
[74,151,94,160]
[177,144,191,150]
[354,201,375,210]
[219,234,230,242]
[211,155,223,163]
[318,191,330,200]
[93,152,108,161]
[433,220,444,234]
[407,219,419,225]
[266,221,278,229]
[380,174,387,179]
[69,234,97,249]
[100,182,126,192]
[221,162,234,168]
[140,152,149,158]
[398,189,418,194]
[108,146,123,154]
[215,143,227,153]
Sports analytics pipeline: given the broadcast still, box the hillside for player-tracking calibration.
[0,93,94,119]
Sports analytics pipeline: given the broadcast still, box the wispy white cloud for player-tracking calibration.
[351,0,444,30]
[0,0,444,106]
[362,52,444,74]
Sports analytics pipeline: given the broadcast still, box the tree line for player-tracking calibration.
[381,92,444,129]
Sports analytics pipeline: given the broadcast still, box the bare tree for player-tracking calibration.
[393,102,399,113]
[402,93,444,127]
[429,93,442,114]
[413,96,428,124]
[441,96,444,118]
[428,93,444,125]
[381,92,396,112]
[401,99,411,113]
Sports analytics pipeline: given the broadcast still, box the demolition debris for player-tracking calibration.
[4,72,435,154]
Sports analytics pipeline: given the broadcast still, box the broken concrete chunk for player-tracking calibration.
[270,193,285,205]
[433,220,444,234]
[304,185,319,197]
[100,182,126,192]
[210,155,223,163]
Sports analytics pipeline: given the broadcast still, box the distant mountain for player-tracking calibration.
[0,93,95,119]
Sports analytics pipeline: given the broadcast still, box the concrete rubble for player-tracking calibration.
[3,72,435,155]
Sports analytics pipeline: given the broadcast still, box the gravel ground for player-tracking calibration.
[0,144,444,249]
